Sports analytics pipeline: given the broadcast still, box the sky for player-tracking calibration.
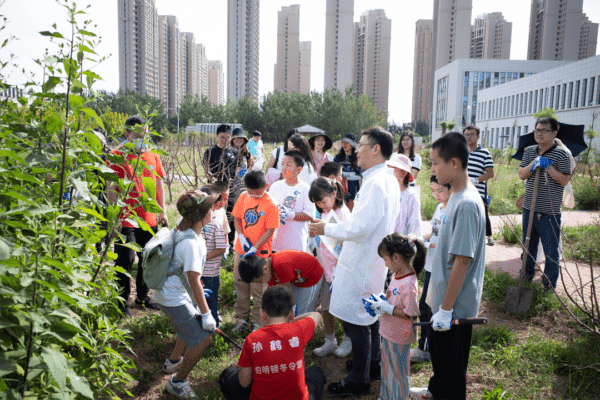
[1,0,599,124]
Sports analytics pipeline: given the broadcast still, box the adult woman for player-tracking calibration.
[397,132,422,181]
[308,132,333,176]
[288,133,318,185]
[333,132,362,211]
[230,128,253,207]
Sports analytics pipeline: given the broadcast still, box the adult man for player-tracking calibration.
[517,117,571,290]
[463,126,495,246]
[107,115,168,317]
[202,124,238,183]
[247,131,264,171]
[309,127,401,398]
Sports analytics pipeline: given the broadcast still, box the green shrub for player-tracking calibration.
[472,324,515,349]
[421,194,438,221]
[219,267,236,305]
[572,178,600,210]
[482,386,514,400]
[561,224,600,265]
[420,148,432,169]
[501,218,522,244]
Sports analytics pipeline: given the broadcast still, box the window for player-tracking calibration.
[533,90,538,113]
[550,86,555,109]
[567,82,573,108]
[581,79,587,107]
[493,72,499,86]
[528,91,533,114]
[589,77,595,106]
[561,83,567,109]
[574,81,580,108]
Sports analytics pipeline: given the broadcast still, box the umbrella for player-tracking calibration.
[511,122,588,161]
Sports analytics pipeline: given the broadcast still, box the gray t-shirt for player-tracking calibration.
[426,185,486,319]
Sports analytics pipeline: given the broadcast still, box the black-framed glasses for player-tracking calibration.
[534,128,554,135]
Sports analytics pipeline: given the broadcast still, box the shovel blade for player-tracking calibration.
[505,285,533,314]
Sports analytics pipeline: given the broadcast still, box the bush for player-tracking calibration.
[219,266,236,305]
[572,177,600,210]
[561,224,600,265]
[501,218,522,244]
[420,148,432,170]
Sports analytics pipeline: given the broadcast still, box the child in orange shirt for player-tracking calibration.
[232,171,280,333]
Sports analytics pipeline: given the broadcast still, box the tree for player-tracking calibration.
[533,107,558,120]
[438,118,457,135]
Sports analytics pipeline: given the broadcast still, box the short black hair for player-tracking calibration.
[217,124,232,135]
[535,117,559,133]
[125,115,145,131]
[361,126,394,159]
[320,162,342,178]
[462,126,480,136]
[261,286,294,318]
[253,131,261,137]
[212,180,229,194]
[429,174,451,190]
[238,255,266,284]
[283,150,305,169]
[244,170,267,190]
[431,132,469,170]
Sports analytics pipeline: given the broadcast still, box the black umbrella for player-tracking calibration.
[511,122,588,161]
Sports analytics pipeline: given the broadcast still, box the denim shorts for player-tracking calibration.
[159,302,210,348]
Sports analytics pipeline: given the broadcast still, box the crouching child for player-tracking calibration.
[219,286,327,400]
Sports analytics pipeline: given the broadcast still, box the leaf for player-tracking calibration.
[0,237,14,260]
[0,150,25,163]
[0,358,18,377]
[68,374,94,398]
[82,108,104,129]
[78,44,97,55]
[41,348,68,389]
[69,177,90,200]
[42,76,61,92]
[79,207,107,222]
[77,29,96,37]
[114,241,142,252]
[142,177,156,200]
[39,31,65,39]
[69,94,84,109]
[47,320,84,341]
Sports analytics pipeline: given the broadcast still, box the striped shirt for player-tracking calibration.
[519,144,571,215]
[200,221,228,277]
[467,145,494,198]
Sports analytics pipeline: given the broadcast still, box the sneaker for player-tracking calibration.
[408,387,433,399]
[487,237,495,246]
[120,306,132,319]
[252,323,261,332]
[166,376,198,399]
[135,296,160,310]
[232,319,248,333]
[313,338,338,357]
[345,360,381,381]
[410,348,431,363]
[163,357,183,374]
[334,336,352,357]
[327,379,372,398]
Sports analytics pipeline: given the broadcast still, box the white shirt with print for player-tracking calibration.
[269,180,315,252]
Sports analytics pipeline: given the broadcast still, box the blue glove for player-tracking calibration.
[363,294,395,316]
[328,281,332,294]
[203,288,212,299]
[431,306,453,331]
[242,246,257,258]
[278,205,295,225]
[292,304,297,317]
[362,293,386,317]
[238,234,252,253]
[239,169,247,178]
[530,156,554,172]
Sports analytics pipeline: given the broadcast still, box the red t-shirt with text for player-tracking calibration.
[107,145,165,228]
[238,318,315,400]
[268,251,323,288]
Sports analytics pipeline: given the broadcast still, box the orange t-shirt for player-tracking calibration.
[232,191,280,257]
[108,145,165,228]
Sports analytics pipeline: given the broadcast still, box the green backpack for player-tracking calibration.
[142,227,194,299]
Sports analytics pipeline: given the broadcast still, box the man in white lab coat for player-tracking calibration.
[310,127,401,398]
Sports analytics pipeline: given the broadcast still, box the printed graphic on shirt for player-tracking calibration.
[244,205,265,229]
[282,191,301,210]
[254,359,303,375]
[294,269,306,284]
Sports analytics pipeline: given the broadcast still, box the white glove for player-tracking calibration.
[200,312,216,332]
[431,306,453,331]
[243,246,258,258]
[470,176,479,185]
[238,234,251,253]
[307,237,318,252]
[363,293,395,316]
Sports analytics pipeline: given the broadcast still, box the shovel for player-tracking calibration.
[505,167,540,314]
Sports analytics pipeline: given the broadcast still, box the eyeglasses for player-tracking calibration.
[463,133,478,138]
[534,128,554,135]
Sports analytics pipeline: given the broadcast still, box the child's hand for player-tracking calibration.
[242,247,257,258]
[203,288,212,299]
[363,293,394,316]
[431,307,453,331]
[238,234,252,253]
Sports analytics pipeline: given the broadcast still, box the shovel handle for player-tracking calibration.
[413,317,488,327]
[214,327,244,350]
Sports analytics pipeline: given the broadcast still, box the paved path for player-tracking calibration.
[422,211,599,303]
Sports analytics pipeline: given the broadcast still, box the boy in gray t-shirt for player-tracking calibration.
[409,132,486,400]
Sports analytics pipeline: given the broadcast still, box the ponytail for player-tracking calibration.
[309,177,344,214]
[378,233,426,275]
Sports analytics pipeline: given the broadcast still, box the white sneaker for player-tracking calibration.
[333,336,352,357]
[166,376,198,399]
[410,348,431,363]
[232,319,248,333]
[408,387,433,399]
[313,338,337,357]
[252,323,261,332]
[162,357,183,374]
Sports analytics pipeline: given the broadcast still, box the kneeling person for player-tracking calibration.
[219,286,326,400]
[238,250,324,314]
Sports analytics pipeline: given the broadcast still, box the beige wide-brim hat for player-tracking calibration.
[387,153,414,183]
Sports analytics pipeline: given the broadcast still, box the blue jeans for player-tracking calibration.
[201,276,220,327]
[522,208,562,288]
[343,319,380,385]
[418,271,432,351]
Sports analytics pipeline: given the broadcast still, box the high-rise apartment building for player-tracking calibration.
[165,16,183,113]
[527,0,598,61]
[228,0,260,102]
[208,60,225,106]
[352,10,392,111]
[412,20,434,123]
[197,44,209,99]
[158,16,169,109]
[183,33,197,98]
[118,0,160,98]
[324,0,354,92]
[299,41,311,94]
[274,5,300,94]
[470,13,512,60]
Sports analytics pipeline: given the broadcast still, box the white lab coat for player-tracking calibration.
[325,163,401,326]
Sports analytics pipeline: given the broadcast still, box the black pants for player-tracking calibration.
[114,225,157,307]
[482,192,492,238]
[427,323,473,400]
[418,271,432,351]
[343,319,380,385]
[219,366,326,400]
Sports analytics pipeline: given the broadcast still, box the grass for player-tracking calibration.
[561,223,600,266]
[500,217,523,245]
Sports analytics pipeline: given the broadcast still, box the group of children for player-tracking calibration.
[153,131,483,400]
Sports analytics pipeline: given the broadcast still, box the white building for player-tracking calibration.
[476,55,600,150]
[324,0,354,92]
[431,58,572,141]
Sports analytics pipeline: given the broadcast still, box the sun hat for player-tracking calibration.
[176,190,220,231]
[341,132,358,149]
[230,127,248,145]
[387,153,414,182]
[308,132,333,151]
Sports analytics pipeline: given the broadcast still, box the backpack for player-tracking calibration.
[142,227,194,300]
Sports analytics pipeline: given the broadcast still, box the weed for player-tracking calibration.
[219,267,236,305]
[472,324,515,349]
[500,218,522,244]
[204,334,230,359]
[482,386,514,399]
[562,224,600,265]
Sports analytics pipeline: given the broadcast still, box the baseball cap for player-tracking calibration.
[387,153,414,182]
[176,190,220,231]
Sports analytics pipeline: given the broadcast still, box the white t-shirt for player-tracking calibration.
[153,229,207,308]
[424,203,445,273]
[298,162,318,186]
[270,146,285,171]
[412,153,422,172]
[213,207,230,235]
[269,180,315,252]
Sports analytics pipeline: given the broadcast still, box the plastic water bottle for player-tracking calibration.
[487,195,491,206]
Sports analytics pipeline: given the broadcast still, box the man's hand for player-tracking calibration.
[200,312,216,332]
[158,213,169,227]
[431,306,453,331]
[309,220,326,236]
[530,156,554,172]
